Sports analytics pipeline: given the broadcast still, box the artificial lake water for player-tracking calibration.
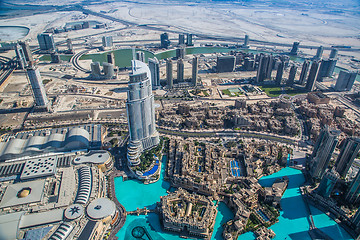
[114,156,354,240]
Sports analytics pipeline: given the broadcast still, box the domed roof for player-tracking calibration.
[86,198,116,220]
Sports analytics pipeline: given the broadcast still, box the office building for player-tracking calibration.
[15,44,26,69]
[317,169,339,198]
[287,65,297,86]
[66,38,73,53]
[37,33,56,51]
[19,41,33,65]
[310,126,340,179]
[103,62,115,79]
[346,170,360,204]
[26,67,49,109]
[192,56,198,86]
[82,21,90,29]
[177,59,184,82]
[305,61,320,91]
[179,34,185,45]
[265,55,274,79]
[160,33,170,48]
[243,57,255,71]
[299,60,310,85]
[176,48,185,59]
[335,137,360,177]
[166,59,173,89]
[316,58,337,81]
[330,48,338,59]
[102,36,113,48]
[289,42,300,55]
[91,62,101,78]
[126,60,160,165]
[334,70,357,92]
[243,34,249,48]
[314,46,324,60]
[217,55,235,73]
[107,52,115,64]
[148,57,160,89]
[136,51,145,62]
[186,33,193,46]
[275,60,284,85]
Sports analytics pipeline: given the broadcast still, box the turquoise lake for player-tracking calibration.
[114,156,354,239]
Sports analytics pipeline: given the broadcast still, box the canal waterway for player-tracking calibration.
[114,155,354,240]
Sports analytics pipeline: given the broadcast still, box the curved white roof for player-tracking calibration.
[2,138,26,155]
[75,166,92,205]
[49,222,73,240]
[73,150,111,165]
[86,198,116,220]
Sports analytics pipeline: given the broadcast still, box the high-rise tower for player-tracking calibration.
[305,61,320,91]
[317,169,339,198]
[287,65,297,86]
[334,71,358,92]
[299,60,310,85]
[26,67,49,110]
[275,60,284,85]
[335,137,360,177]
[314,46,324,60]
[289,42,300,56]
[243,34,249,48]
[310,126,340,179]
[192,56,198,86]
[166,59,173,89]
[346,170,360,204]
[177,59,184,82]
[148,57,160,89]
[126,60,160,166]
[37,33,56,51]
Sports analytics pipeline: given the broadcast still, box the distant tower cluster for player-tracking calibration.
[334,70,357,92]
[148,57,161,89]
[37,33,56,51]
[26,67,50,110]
[126,60,160,166]
[310,125,340,179]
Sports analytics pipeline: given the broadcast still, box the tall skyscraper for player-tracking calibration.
[243,34,249,48]
[265,55,274,80]
[317,169,339,198]
[166,59,173,89]
[310,126,340,179]
[256,54,268,83]
[176,48,185,59]
[19,41,33,65]
[136,51,145,62]
[305,61,320,91]
[299,60,310,85]
[186,33,193,46]
[102,36,113,48]
[287,65,297,86]
[26,67,49,109]
[15,44,26,69]
[330,48,338,59]
[177,59,184,82]
[148,57,160,89]
[160,33,170,48]
[352,207,360,230]
[37,33,56,51]
[289,42,300,55]
[126,60,160,166]
[192,56,198,86]
[334,70,358,92]
[316,59,337,81]
[335,137,360,177]
[314,46,324,60]
[275,60,284,86]
[346,170,360,204]
[179,34,185,45]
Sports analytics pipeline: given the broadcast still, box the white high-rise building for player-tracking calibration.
[26,67,49,109]
[126,60,159,165]
[148,57,160,89]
